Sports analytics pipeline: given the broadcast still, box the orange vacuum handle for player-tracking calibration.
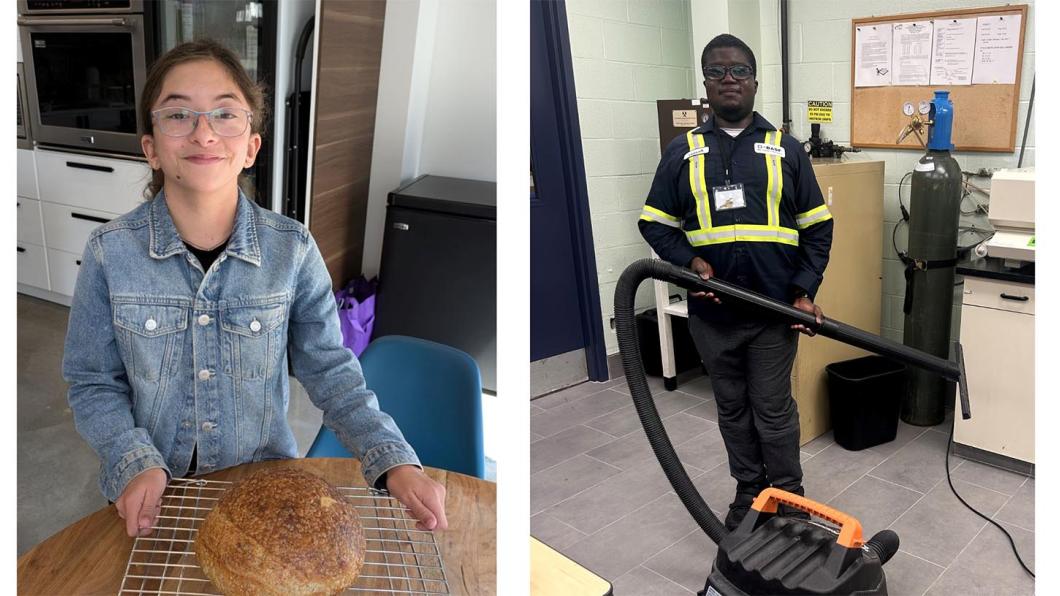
[750,487,864,549]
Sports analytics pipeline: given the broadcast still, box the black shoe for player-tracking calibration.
[725,486,761,531]
[724,503,750,531]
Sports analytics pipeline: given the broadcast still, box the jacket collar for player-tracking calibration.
[149,188,262,266]
[694,111,777,135]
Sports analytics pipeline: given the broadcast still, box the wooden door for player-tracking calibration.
[308,0,387,289]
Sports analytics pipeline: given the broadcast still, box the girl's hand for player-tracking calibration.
[115,467,167,537]
[385,465,448,531]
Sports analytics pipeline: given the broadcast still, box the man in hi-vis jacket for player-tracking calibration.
[639,34,834,531]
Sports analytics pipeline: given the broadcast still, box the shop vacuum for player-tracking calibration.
[614,259,972,596]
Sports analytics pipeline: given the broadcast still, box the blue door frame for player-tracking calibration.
[530,0,608,381]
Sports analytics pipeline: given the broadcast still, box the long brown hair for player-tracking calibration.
[139,39,268,199]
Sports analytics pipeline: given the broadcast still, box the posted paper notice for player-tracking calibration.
[855,24,893,87]
[931,17,976,85]
[892,21,933,85]
[972,14,1021,84]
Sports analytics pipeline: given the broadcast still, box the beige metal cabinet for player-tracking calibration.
[954,276,1034,465]
[792,159,885,444]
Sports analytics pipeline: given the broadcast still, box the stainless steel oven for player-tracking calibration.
[17,62,33,149]
[18,1,148,155]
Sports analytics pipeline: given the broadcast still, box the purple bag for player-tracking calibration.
[334,277,378,357]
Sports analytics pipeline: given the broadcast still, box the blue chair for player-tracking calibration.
[306,335,486,479]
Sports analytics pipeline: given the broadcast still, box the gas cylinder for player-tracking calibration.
[901,91,963,426]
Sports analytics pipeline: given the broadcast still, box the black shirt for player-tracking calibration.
[184,239,229,273]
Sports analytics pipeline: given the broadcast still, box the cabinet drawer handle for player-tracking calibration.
[71,212,111,224]
[17,247,25,253]
[65,161,114,173]
[999,293,1029,302]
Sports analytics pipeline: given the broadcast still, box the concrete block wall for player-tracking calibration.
[566,0,696,353]
[770,0,1035,347]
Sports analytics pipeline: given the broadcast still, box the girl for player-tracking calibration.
[62,40,447,537]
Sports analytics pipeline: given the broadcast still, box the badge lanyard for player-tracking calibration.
[716,128,735,185]
[711,128,746,212]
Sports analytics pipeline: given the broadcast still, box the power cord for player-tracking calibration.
[945,417,1035,578]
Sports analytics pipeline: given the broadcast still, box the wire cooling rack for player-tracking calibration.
[118,477,449,595]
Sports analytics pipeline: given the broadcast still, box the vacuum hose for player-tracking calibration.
[614,259,973,547]
[866,530,900,565]
[614,259,729,543]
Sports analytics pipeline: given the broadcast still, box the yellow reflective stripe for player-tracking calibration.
[686,131,712,230]
[773,131,784,228]
[765,131,775,227]
[686,224,799,247]
[640,205,682,228]
[763,130,783,228]
[796,205,833,229]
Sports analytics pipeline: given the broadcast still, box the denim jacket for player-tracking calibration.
[62,190,420,501]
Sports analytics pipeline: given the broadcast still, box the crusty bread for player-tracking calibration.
[194,468,366,596]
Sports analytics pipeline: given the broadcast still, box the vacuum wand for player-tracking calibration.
[656,261,971,420]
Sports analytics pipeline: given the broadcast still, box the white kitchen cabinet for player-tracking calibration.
[17,198,45,248]
[18,148,150,304]
[36,149,149,215]
[17,243,49,290]
[46,248,84,298]
[17,148,38,200]
[41,202,117,257]
[954,275,1035,466]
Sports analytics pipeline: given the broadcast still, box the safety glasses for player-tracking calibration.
[703,64,755,81]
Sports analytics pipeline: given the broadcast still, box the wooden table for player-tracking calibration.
[530,537,612,595]
[17,458,495,595]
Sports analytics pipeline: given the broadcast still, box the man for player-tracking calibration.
[638,34,833,530]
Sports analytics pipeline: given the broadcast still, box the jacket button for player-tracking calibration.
[202,421,216,431]
[198,314,211,326]
[249,320,261,333]
[144,318,157,331]
[198,369,211,381]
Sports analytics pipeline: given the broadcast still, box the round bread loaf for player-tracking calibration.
[194,468,366,596]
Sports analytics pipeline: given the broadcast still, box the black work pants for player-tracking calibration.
[688,315,803,500]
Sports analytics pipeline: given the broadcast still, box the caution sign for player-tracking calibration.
[808,100,833,123]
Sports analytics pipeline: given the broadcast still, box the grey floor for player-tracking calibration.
[531,374,1035,595]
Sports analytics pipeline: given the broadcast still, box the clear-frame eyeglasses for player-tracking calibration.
[151,107,253,137]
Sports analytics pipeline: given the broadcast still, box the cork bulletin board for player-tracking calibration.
[850,4,1028,152]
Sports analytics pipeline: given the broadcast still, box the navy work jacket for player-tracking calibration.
[639,112,834,321]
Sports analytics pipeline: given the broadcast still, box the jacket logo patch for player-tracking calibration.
[683,147,710,160]
[754,143,785,157]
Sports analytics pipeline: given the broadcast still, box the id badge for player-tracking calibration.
[712,183,746,211]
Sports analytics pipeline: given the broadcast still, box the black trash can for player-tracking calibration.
[635,308,701,377]
[826,356,905,451]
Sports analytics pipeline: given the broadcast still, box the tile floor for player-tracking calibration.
[531,374,1035,595]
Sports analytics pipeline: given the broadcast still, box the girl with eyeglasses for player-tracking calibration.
[62,40,447,539]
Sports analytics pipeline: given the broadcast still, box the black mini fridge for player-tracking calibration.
[373,175,496,392]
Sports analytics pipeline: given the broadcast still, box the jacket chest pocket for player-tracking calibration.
[113,303,188,382]
[220,302,286,379]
